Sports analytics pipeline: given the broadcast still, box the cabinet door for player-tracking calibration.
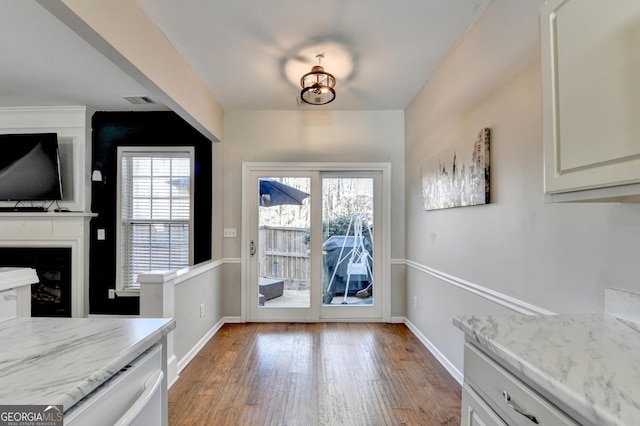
[541,0,640,198]
[462,384,507,426]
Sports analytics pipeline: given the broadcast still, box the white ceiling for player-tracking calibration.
[0,1,167,111]
[1,0,493,112]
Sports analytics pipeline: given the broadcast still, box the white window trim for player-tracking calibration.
[116,146,195,293]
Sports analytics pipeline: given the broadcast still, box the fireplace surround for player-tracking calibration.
[0,247,72,317]
[0,212,93,317]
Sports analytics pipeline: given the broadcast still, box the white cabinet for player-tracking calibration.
[462,342,580,426]
[65,345,164,426]
[541,0,640,202]
[462,384,507,426]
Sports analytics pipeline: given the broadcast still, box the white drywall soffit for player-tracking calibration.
[35,0,223,142]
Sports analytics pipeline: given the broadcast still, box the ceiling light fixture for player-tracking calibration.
[300,53,336,105]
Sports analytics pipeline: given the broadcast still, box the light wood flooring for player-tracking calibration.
[169,322,461,425]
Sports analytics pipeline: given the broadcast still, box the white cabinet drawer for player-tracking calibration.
[464,343,578,426]
[65,344,163,426]
[462,384,507,426]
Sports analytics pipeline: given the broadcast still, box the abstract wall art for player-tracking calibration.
[421,128,490,211]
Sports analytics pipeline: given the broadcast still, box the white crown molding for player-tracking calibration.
[0,106,93,129]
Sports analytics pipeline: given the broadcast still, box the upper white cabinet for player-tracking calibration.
[541,0,640,201]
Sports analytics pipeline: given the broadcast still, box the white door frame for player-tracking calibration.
[241,162,392,322]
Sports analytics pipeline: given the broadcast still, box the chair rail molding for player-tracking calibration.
[404,259,555,316]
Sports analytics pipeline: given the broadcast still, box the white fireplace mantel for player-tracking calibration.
[0,212,95,317]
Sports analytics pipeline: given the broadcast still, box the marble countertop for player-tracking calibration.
[0,267,38,292]
[454,313,640,426]
[0,317,175,411]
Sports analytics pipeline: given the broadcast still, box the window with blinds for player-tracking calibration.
[117,147,194,289]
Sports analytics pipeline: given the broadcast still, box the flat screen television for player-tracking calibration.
[0,133,63,201]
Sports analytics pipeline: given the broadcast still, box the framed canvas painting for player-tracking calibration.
[421,128,490,211]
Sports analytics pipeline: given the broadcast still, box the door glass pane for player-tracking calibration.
[257,177,310,308]
[322,177,374,306]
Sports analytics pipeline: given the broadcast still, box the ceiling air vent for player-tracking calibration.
[123,96,156,105]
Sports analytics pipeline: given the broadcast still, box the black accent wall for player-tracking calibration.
[90,111,212,315]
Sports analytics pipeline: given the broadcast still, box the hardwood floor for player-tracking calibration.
[168,323,461,425]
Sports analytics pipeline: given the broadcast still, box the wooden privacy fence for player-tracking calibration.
[259,226,309,287]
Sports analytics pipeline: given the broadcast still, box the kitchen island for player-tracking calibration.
[0,316,175,425]
[454,313,640,426]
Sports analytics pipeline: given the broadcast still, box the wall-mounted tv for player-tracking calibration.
[0,133,63,201]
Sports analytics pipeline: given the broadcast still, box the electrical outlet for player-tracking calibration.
[108,289,116,299]
[97,228,106,241]
[223,228,237,238]
[200,303,205,317]
[413,296,418,309]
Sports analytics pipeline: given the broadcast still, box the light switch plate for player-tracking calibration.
[97,229,106,240]
[223,228,237,238]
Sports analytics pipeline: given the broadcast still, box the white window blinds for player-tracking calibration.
[119,148,193,289]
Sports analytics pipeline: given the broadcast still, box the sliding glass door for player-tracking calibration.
[245,165,385,321]
[319,173,381,319]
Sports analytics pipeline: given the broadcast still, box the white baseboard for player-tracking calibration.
[221,315,243,323]
[174,316,243,379]
[176,319,225,375]
[404,318,463,385]
[167,355,179,388]
[169,314,462,390]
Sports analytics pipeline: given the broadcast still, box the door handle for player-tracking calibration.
[250,240,256,256]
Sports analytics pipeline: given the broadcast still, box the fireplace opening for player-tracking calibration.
[0,247,72,317]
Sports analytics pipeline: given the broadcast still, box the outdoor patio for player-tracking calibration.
[263,289,372,308]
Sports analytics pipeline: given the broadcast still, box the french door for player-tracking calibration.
[244,164,388,322]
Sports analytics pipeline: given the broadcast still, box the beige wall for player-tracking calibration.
[405,0,640,376]
[173,265,225,362]
[222,110,406,317]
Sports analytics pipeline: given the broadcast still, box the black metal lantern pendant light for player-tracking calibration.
[300,53,336,105]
